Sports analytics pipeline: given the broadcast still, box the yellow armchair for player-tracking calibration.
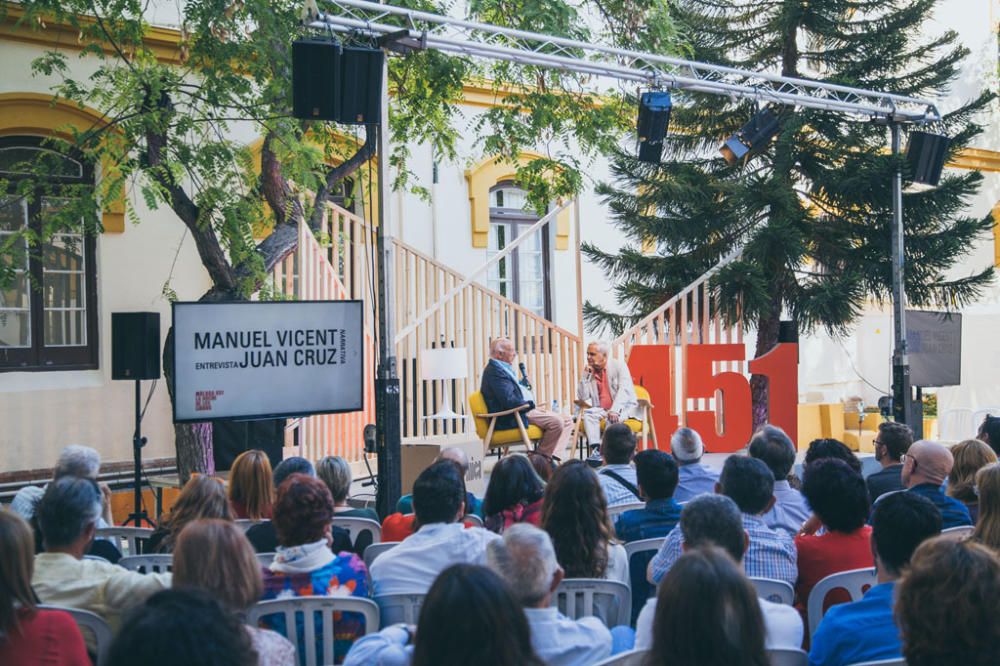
[570,385,660,457]
[469,391,543,458]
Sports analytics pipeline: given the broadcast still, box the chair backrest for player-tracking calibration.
[235,519,267,532]
[374,593,426,625]
[247,595,380,666]
[750,577,795,605]
[634,385,651,403]
[95,527,154,556]
[941,525,974,539]
[607,502,646,520]
[332,516,382,545]
[363,541,400,569]
[553,578,631,627]
[256,552,277,569]
[768,647,809,666]
[40,604,113,666]
[463,513,484,528]
[469,391,489,438]
[845,659,906,666]
[623,537,665,564]
[118,554,173,574]
[807,567,877,638]
[592,648,649,666]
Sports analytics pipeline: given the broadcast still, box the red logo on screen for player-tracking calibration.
[195,390,224,411]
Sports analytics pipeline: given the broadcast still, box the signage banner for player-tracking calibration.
[172,301,364,422]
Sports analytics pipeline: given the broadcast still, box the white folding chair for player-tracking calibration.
[363,541,400,569]
[256,552,277,569]
[235,519,267,532]
[332,516,382,544]
[247,595,379,666]
[463,513,485,528]
[374,593,426,625]
[94,527,154,556]
[750,577,795,605]
[807,567,877,638]
[845,659,906,666]
[553,578,631,627]
[117,554,173,574]
[607,502,646,521]
[40,605,113,666]
[768,647,808,666]
[592,648,648,665]
[941,525,974,539]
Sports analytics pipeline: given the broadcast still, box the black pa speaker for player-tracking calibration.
[905,131,950,190]
[292,40,384,124]
[339,46,383,124]
[778,320,798,344]
[111,312,161,380]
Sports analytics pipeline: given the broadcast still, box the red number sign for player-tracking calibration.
[626,345,678,440]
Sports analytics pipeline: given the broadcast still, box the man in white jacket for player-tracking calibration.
[578,341,639,457]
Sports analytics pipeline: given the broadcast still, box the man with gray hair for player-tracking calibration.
[634,495,803,651]
[670,427,719,502]
[32,477,171,651]
[487,524,613,665]
[578,341,639,459]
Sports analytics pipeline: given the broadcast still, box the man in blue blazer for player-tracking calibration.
[480,337,572,458]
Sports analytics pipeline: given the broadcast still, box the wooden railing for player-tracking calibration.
[271,205,377,466]
[393,240,584,440]
[611,248,744,428]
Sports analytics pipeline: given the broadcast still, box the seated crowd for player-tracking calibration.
[3,415,1000,666]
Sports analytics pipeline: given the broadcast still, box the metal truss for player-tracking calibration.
[308,0,941,123]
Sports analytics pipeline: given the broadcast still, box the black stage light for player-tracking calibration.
[720,107,782,165]
[637,91,672,164]
[904,131,950,192]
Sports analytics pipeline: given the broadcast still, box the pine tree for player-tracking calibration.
[583,0,996,426]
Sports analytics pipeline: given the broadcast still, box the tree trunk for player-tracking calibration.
[749,297,782,430]
[174,422,215,482]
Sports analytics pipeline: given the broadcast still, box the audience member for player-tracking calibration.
[750,425,811,535]
[946,439,997,522]
[972,463,1000,551]
[527,451,558,482]
[261,474,370,662]
[810,492,942,666]
[395,447,484,517]
[173,519,295,666]
[542,460,628,586]
[895,537,1000,666]
[615,449,682,542]
[866,422,913,502]
[648,455,796,586]
[635,495,803,652]
[902,440,972,528]
[272,456,315,488]
[670,427,719,502]
[317,455,379,520]
[977,414,1000,458]
[107,589,257,666]
[644,546,770,666]
[795,459,873,635]
[228,449,274,520]
[596,423,641,507]
[482,454,546,534]
[344,564,544,666]
[486,524,614,664]
[0,511,88,665]
[371,461,499,595]
[804,438,863,475]
[31,477,170,649]
[147,475,232,553]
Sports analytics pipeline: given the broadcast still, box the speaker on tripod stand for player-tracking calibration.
[111,312,161,527]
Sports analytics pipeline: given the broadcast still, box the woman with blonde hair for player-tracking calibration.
[972,463,1000,550]
[947,440,997,522]
[147,476,232,553]
[0,510,89,664]
[173,519,294,665]
[228,450,274,521]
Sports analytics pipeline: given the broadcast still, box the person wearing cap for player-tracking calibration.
[670,428,719,503]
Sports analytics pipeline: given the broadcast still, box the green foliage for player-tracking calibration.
[585,0,996,341]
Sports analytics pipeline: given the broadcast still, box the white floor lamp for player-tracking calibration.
[421,347,468,419]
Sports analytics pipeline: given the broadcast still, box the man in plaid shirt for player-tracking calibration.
[647,455,797,586]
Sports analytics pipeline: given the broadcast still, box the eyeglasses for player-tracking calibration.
[901,453,918,468]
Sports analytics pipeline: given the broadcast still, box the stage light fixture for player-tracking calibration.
[720,107,782,165]
[637,91,672,164]
[903,130,950,192]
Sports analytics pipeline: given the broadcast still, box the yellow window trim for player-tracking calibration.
[0,92,125,232]
[464,152,571,250]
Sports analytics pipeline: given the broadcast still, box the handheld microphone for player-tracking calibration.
[518,362,528,379]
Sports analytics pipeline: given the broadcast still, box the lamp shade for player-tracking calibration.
[421,347,468,381]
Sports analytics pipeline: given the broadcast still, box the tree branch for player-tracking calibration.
[307,124,378,232]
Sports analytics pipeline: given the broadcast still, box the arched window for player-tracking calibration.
[486,182,551,319]
[0,136,98,370]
